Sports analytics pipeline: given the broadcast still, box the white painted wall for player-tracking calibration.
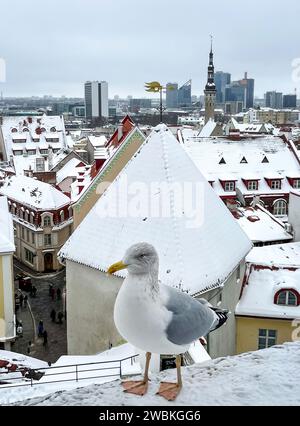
[203,262,245,358]
[67,260,123,355]
[0,254,15,349]
[288,192,300,242]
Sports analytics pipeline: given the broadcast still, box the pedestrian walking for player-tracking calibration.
[17,322,23,337]
[56,288,61,301]
[50,309,56,323]
[42,330,48,347]
[38,320,44,337]
[57,311,63,324]
[50,286,55,301]
[27,341,32,355]
[19,293,24,308]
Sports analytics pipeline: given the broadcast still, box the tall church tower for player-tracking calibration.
[204,37,216,123]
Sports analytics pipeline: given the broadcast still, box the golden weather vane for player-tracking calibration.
[144,81,175,122]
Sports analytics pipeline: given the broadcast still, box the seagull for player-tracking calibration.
[107,242,229,401]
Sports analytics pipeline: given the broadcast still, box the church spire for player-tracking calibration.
[204,36,216,124]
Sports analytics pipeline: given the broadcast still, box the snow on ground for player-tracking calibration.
[7,342,300,406]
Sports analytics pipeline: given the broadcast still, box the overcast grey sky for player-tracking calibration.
[0,0,299,98]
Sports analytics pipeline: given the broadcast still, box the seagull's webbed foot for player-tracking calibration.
[156,382,182,401]
[122,380,148,396]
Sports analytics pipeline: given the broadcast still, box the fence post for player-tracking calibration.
[75,365,78,382]
[31,377,33,387]
[120,361,122,379]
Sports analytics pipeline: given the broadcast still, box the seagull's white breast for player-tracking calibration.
[114,274,189,355]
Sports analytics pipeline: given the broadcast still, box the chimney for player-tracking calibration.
[244,72,248,79]
[118,122,123,141]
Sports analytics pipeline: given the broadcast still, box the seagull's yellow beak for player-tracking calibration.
[107,261,128,275]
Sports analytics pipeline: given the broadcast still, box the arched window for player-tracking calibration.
[275,289,299,306]
[43,215,51,227]
[60,210,65,222]
[273,199,287,216]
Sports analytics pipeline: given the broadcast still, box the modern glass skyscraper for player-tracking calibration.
[283,94,297,108]
[215,71,231,103]
[178,80,192,107]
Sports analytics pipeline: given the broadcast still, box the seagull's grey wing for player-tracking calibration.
[164,285,216,346]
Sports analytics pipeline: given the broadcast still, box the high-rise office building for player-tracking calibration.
[215,71,231,103]
[225,72,254,109]
[84,81,108,119]
[265,91,283,109]
[283,94,297,108]
[166,83,178,108]
[178,80,192,108]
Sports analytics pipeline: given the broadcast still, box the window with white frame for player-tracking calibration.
[271,180,281,190]
[224,181,235,192]
[258,329,277,350]
[276,290,298,306]
[247,181,258,191]
[293,179,300,189]
[273,199,287,216]
[43,216,51,227]
[44,234,52,246]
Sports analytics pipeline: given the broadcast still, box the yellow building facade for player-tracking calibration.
[236,316,296,354]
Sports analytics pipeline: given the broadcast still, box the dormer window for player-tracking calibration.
[271,180,281,190]
[43,215,51,227]
[240,156,248,164]
[23,128,29,132]
[11,128,18,133]
[262,156,269,163]
[50,127,56,132]
[224,181,235,192]
[247,181,258,191]
[219,157,226,165]
[293,179,300,189]
[274,289,299,306]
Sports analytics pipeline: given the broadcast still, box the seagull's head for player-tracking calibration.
[107,242,159,275]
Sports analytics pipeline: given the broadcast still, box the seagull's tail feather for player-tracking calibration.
[209,307,229,332]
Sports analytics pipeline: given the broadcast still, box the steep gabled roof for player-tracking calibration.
[59,124,252,295]
[0,175,70,210]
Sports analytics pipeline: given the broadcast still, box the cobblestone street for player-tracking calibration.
[12,260,67,364]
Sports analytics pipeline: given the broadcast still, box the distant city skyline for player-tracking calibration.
[1,0,300,99]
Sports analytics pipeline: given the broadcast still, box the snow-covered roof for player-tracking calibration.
[234,205,293,244]
[246,241,300,267]
[88,135,108,148]
[182,136,300,197]
[0,175,70,210]
[198,119,217,137]
[236,242,300,319]
[236,266,300,319]
[0,115,66,159]
[56,158,82,184]
[60,124,252,295]
[0,196,15,253]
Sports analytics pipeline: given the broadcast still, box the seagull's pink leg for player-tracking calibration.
[122,352,151,396]
[157,355,182,401]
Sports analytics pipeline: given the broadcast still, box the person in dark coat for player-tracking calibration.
[50,287,55,301]
[43,330,48,347]
[50,309,56,323]
[38,320,44,337]
[56,288,61,300]
[57,311,63,324]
